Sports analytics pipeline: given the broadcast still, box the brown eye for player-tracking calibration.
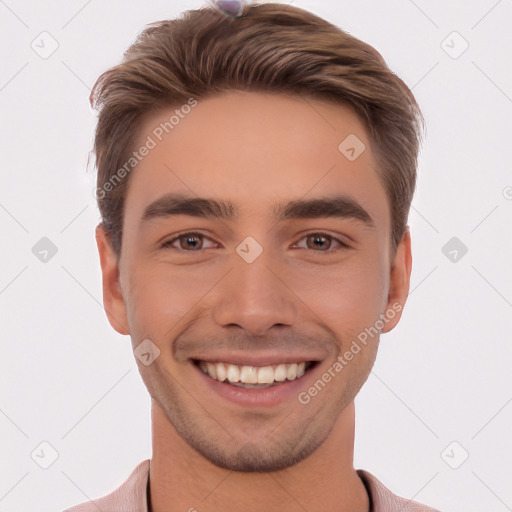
[307,234,331,250]
[161,232,216,251]
[178,234,202,250]
[294,233,348,252]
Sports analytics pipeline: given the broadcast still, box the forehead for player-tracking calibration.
[123,91,389,231]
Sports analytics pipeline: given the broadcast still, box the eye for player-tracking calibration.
[292,232,349,252]
[161,232,217,251]
[160,231,350,253]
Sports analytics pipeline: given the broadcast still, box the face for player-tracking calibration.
[97,91,411,472]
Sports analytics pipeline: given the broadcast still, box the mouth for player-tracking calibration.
[192,359,318,389]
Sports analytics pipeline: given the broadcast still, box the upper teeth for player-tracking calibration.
[198,361,308,385]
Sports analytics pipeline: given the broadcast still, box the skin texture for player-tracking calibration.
[96,91,412,512]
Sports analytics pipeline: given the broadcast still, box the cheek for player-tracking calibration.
[125,263,217,337]
[125,267,175,335]
[288,255,388,339]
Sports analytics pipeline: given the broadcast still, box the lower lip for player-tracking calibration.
[193,362,319,407]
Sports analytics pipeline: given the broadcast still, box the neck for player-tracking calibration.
[148,400,369,512]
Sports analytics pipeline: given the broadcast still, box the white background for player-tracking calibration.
[0,1,511,511]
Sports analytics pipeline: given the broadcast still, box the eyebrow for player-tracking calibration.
[141,192,375,228]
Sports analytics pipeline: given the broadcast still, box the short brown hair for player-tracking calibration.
[90,2,424,258]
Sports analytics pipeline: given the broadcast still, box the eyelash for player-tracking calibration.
[160,231,350,253]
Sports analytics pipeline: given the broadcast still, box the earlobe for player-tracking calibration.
[95,223,131,335]
[381,227,412,334]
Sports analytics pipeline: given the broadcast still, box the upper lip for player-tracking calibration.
[192,353,322,367]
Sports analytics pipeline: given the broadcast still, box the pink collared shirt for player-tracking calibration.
[65,459,441,511]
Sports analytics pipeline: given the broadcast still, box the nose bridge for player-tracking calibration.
[211,243,297,335]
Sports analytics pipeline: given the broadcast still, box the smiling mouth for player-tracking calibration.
[193,360,317,388]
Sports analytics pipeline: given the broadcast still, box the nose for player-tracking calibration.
[211,247,297,336]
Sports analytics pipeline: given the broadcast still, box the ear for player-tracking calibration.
[95,223,130,335]
[381,227,412,334]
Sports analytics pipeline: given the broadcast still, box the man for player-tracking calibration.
[66,1,441,510]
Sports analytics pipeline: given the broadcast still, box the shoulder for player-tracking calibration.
[64,459,151,512]
[357,469,442,512]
